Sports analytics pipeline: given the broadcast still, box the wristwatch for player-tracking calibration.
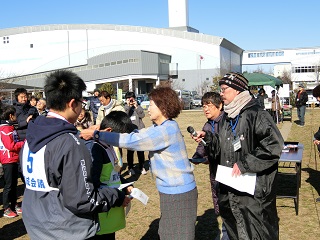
[94,131,100,140]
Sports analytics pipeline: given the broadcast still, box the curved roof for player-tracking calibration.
[0,24,243,54]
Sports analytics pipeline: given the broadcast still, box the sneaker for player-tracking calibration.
[128,169,135,176]
[141,168,147,175]
[3,208,18,218]
[15,205,22,214]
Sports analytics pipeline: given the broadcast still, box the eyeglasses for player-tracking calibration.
[202,104,215,110]
[220,86,230,93]
[75,99,87,107]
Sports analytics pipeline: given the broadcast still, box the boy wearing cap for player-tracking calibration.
[192,72,283,240]
[295,84,308,126]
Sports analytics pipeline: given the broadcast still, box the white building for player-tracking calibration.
[0,0,243,95]
[243,47,320,90]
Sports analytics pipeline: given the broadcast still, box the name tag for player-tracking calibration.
[232,137,241,151]
[130,116,136,121]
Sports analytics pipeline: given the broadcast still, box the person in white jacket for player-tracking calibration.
[95,91,125,125]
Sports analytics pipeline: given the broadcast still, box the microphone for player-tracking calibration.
[187,126,207,146]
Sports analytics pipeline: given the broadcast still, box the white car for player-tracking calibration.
[140,96,150,110]
[192,95,202,107]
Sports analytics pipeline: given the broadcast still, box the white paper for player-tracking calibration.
[216,165,257,195]
[118,182,135,190]
[130,188,149,205]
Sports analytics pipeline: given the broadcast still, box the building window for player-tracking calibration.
[182,79,185,82]
[3,36,9,44]
[30,44,33,48]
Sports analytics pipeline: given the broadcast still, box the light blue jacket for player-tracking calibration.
[95,119,196,194]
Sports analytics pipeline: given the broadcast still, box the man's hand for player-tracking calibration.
[190,130,206,143]
[232,163,242,177]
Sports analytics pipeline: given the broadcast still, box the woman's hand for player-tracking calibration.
[79,128,95,140]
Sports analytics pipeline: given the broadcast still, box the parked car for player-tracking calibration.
[175,89,193,110]
[136,94,148,105]
[140,95,150,110]
[192,95,202,107]
[306,89,318,107]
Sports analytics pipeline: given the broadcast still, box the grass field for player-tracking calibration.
[1,108,320,239]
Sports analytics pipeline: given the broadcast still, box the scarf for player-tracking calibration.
[103,99,115,116]
[224,91,252,118]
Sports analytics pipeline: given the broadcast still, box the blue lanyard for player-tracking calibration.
[210,121,215,133]
[229,115,240,137]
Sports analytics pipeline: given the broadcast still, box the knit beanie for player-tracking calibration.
[219,72,249,92]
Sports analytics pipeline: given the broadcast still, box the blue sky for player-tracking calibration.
[1,0,319,51]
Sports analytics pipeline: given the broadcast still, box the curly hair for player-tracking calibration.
[148,87,181,119]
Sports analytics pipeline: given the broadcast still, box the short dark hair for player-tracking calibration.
[100,111,136,133]
[98,91,111,99]
[29,95,39,101]
[14,88,27,101]
[94,89,100,93]
[148,86,181,119]
[125,91,136,99]
[1,105,16,120]
[44,70,86,111]
[201,92,223,109]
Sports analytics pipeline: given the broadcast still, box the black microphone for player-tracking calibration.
[187,126,207,146]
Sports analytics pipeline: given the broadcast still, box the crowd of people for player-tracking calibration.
[0,69,318,239]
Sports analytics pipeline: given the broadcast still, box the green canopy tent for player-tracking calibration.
[243,72,283,88]
[243,72,284,123]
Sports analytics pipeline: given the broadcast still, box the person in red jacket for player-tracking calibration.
[0,105,25,218]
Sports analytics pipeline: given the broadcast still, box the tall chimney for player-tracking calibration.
[168,0,189,28]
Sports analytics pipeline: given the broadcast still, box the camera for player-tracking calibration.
[129,99,134,103]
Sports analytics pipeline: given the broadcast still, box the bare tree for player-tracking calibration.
[278,69,292,88]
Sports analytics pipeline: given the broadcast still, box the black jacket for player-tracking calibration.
[21,115,125,240]
[13,100,38,140]
[204,99,283,240]
[295,90,308,107]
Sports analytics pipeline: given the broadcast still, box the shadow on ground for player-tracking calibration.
[303,167,320,197]
[139,208,220,240]
[0,218,27,239]
[195,208,220,240]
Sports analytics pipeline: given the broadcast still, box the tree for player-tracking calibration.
[100,82,115,96]
[278,69,292,88]
[210,75,222,92]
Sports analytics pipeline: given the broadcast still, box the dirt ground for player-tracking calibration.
[1,109,320,239]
